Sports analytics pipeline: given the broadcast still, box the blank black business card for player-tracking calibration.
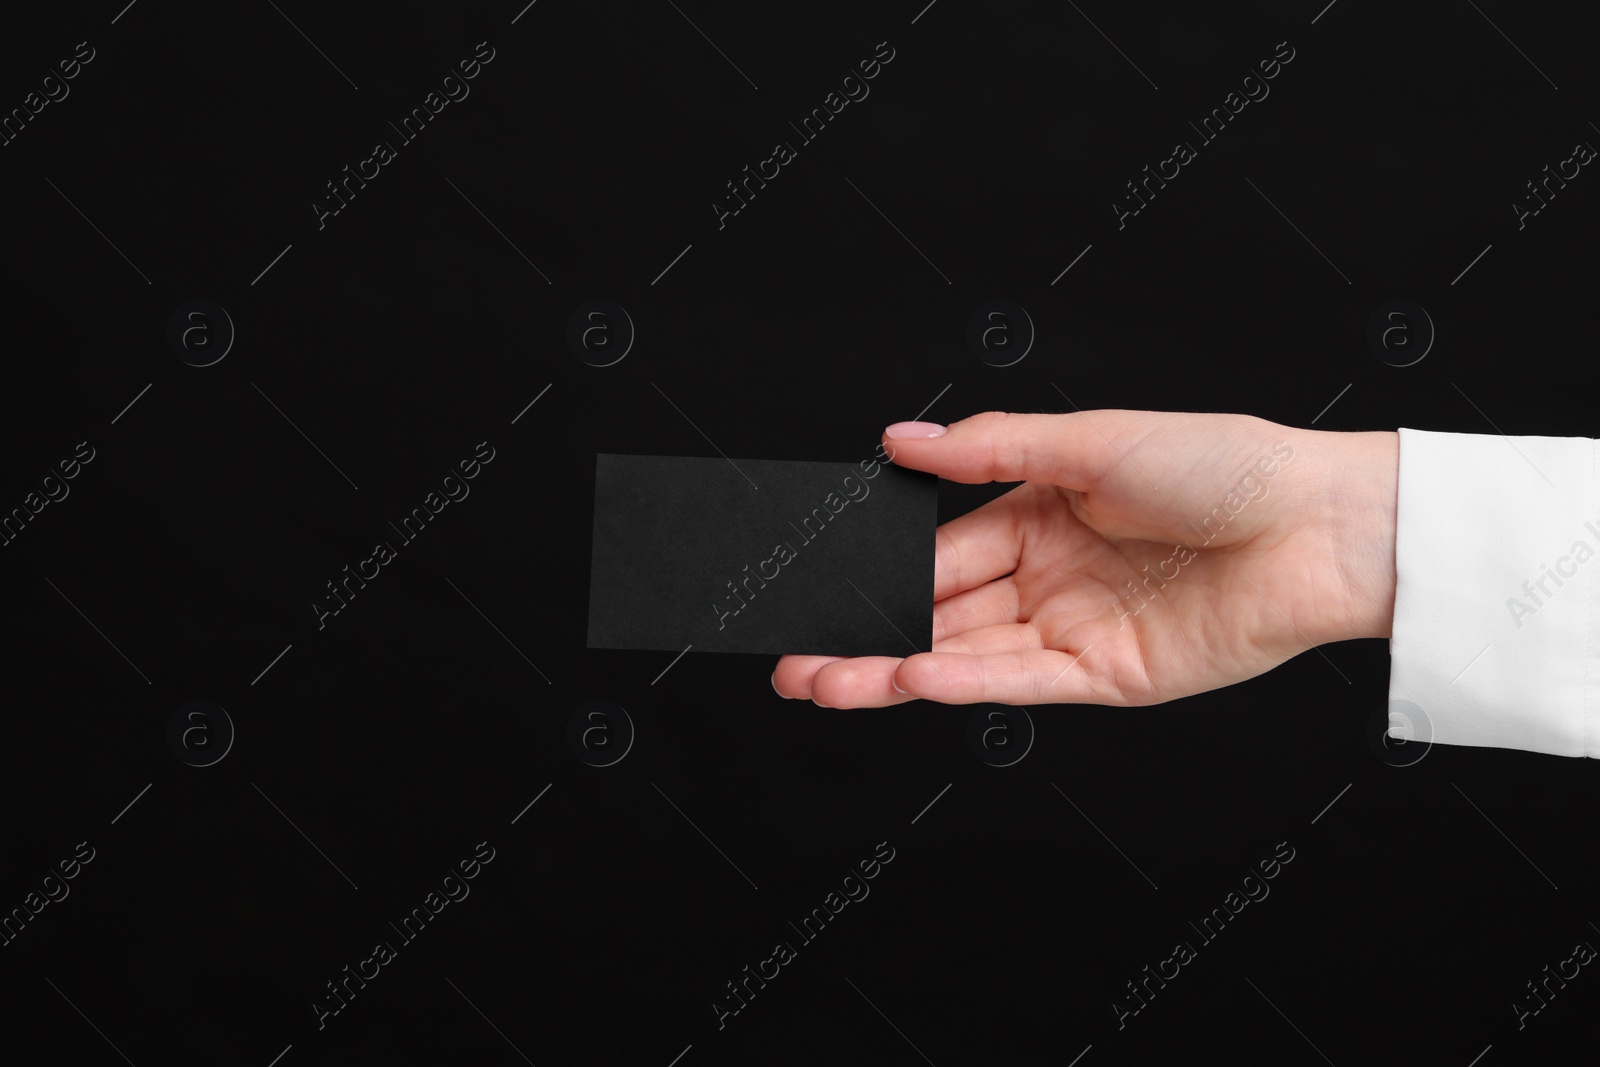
[587,454,938,656]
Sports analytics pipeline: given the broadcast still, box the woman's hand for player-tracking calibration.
[771,410,1398,708]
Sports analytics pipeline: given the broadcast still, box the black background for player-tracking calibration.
[1,1,1596,1064]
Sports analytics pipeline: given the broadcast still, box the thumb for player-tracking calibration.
[882,410,1139,488]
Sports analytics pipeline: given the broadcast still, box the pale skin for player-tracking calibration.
[771,410,1399,708]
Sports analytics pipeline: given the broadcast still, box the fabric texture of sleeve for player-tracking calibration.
[1388,427,1600,757]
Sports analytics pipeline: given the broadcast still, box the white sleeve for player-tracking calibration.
[1388,427,1600,757]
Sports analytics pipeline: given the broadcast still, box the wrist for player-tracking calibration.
[1318,429,1399,641]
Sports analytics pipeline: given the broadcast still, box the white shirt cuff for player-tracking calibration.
[1389,427,1600,757]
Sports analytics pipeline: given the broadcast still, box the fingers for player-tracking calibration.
[932,578,1018,643]
[775,646,1108,707]
[931,492,1026,601]
[772,654,919,708]
[774,646,1110,707]
[892,647,1107,705]
[771,655,845,701]
[773,655,918,708]
[884,409,1144,489]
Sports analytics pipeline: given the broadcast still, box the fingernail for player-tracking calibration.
[812,696,833,709]
[891,676,907,694]
[885,421,947,440]
[771,673,782,697]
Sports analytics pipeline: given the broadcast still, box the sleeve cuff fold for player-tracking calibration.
[1388,427,1599,757]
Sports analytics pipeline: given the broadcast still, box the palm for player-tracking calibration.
[938,478,1334,706]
